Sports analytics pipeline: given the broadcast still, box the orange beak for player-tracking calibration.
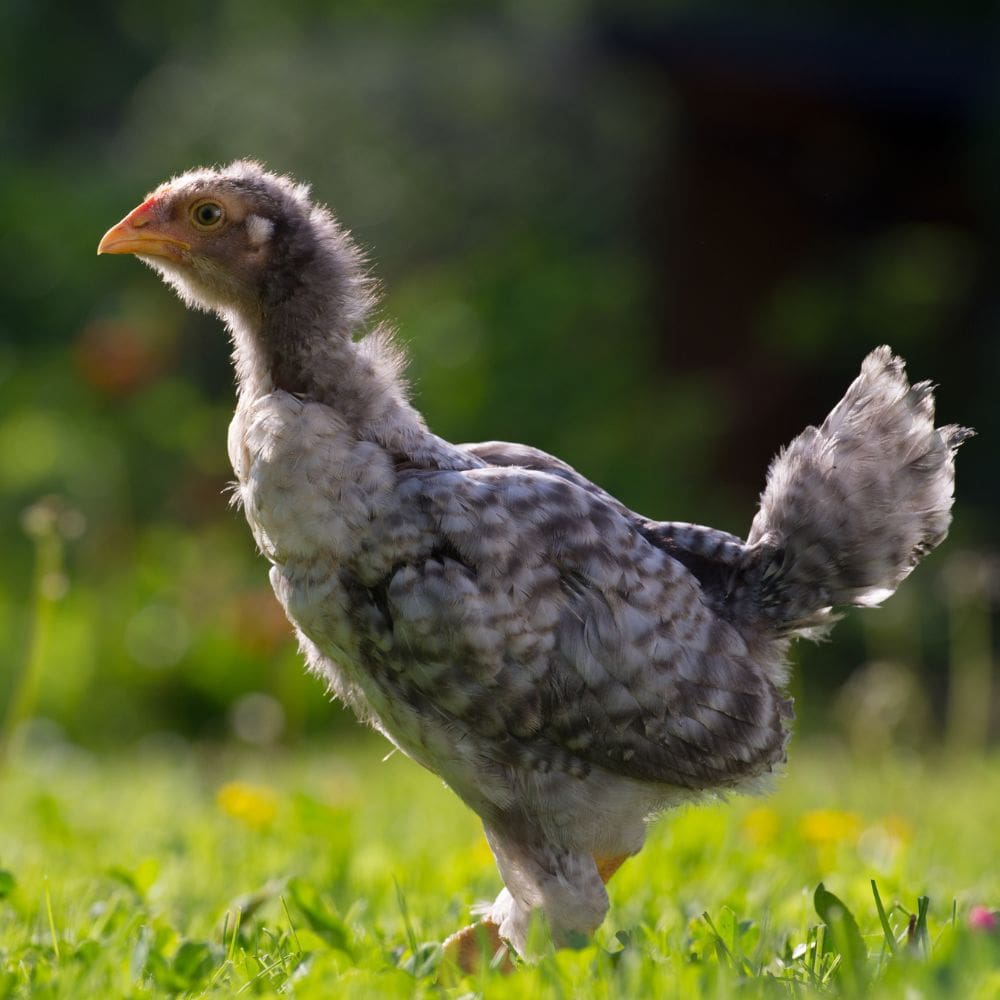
[97,197,191,262]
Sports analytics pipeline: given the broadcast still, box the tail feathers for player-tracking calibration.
[746,346,972,632]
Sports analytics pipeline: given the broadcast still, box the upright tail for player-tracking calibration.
[745,346,972,632]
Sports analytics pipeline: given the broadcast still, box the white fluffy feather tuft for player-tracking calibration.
[246,214,274,246]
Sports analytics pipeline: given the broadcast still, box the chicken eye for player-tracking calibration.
[191,200,225,229]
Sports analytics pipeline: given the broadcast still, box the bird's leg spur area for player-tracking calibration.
[594,853,630,884]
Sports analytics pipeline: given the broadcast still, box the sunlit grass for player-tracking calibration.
[1,738,998,997]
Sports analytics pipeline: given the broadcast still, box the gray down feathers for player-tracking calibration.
[747,347,973,631]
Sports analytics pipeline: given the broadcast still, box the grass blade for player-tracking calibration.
[914,895,930,957]
[871,880,898,956]
[814,883,868,996]
[44,880,60,962]
[394,877,419,961]
[702,910,736,967]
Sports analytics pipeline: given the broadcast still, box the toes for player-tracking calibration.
[441,919,515,975]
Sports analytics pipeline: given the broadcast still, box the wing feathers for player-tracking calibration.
[350,459,789,790]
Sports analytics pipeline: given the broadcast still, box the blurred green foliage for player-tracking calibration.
[1,0,996,749]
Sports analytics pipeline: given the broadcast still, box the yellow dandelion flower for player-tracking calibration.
[742,806,780,847]
[798,809,862,846]
[217,781,278,828]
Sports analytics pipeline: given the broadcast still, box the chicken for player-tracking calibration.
[98,161,971,964]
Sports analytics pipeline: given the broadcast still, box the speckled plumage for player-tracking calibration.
[100,162,971,958]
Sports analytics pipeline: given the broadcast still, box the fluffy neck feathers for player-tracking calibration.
[226,212,467,467]
[229,207,369,396]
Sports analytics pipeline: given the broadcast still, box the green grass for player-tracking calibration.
[1,739,999,998]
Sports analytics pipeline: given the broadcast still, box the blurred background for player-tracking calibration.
[1,0,997,759]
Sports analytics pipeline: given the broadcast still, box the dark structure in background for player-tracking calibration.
[605,10,996,497]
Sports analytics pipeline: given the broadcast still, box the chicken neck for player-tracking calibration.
[225,234,476,471]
